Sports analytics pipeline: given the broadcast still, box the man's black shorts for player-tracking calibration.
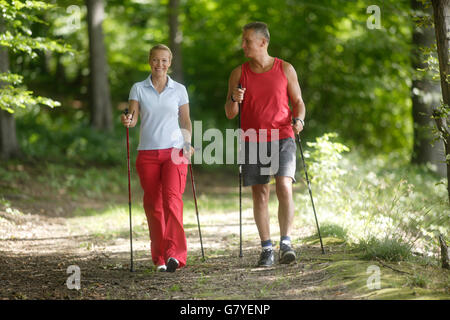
[240,137,297,187]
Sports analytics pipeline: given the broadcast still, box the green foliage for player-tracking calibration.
[78,0,412,153]
[358,236,413,262]
[305,132,349,194]
[406,273,429,288]
[0,72,60,112]
[38,163,125,199]
[0,31,71,57]
[0,0,72,113]
[0,0,54,26]
[295,132,449,258]
[316,222,348,241]
[16,108,136,165]
[10,0,419,154]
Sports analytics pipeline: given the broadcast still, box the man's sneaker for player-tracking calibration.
[156,265,167,272]
[257,248,274,267]
[166,257,179,272]
[279,241,296,264]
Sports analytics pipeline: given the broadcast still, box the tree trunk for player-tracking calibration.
[0,17,20,160]
[86,0,112,131]
[431,0,450,202]
[168,0,184,83]
[55,52,67,94]
[411,0,447,178]
[439,234,450,269]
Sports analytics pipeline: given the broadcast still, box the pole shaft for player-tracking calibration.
[189,164,205,259]
[297,135,325,254]
[238,84,243,258]
[126,125,134,271]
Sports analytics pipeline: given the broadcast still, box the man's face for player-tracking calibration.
[241,29,265,58]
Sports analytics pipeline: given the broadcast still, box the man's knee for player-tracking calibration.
[252,184,270,203]
[275,177,292,198]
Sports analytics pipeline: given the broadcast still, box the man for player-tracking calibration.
[224,22,306,267]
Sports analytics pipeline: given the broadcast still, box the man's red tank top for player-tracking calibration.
[240,57,294,142]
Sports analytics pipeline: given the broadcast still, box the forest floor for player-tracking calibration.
[0,163,449,301]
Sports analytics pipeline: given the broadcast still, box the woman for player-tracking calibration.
[121,44,194,272]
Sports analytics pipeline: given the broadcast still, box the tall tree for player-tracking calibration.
[430,0,450,201]
[0,16,20,160]
[168,0,184,82]
[86,0,112,131]
[411,0,446,177]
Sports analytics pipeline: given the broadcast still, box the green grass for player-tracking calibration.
[318,223,348,240]
[358,236,413,262]
[406,273,429,288]
[304,249,450,300]
[292,134,449,260]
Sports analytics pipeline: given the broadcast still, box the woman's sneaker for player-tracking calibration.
[257,248,274,267]
[166,257,179,272]
[156,265,167,272]
[279,241,296,264]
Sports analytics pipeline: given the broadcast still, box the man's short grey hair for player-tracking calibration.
[243,22,270,42]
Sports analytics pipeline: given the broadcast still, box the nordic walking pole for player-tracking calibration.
[294,130,325,254]
[188,163,205,260]
[124,108,135,271]
[237,84,243,258]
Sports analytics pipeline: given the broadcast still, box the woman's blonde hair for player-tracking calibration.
[149,44,173,61]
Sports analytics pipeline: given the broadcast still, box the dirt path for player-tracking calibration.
[0,204,348,300]
[0,167,357,300]
[2,166,447,301]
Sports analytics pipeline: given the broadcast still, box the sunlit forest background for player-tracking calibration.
[0,0,449,299]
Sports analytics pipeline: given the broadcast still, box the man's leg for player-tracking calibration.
[275,176,296,264]
[251,183,274,267]
[275,176,294,237]
[251,183,271,241]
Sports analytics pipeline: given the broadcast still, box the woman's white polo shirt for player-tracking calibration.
[129,75,189,150]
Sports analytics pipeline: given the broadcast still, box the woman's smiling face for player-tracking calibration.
[149,49,172,76]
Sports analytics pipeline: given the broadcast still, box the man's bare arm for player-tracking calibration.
[225,66,243,119]
[283,61,306,134]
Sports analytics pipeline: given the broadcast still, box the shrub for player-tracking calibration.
[358,236,412,262]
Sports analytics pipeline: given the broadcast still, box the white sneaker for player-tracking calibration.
[156,265,167,272]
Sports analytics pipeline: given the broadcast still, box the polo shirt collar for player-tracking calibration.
[146,75,175,89]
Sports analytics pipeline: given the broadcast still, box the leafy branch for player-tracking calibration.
[0,0,73,113]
